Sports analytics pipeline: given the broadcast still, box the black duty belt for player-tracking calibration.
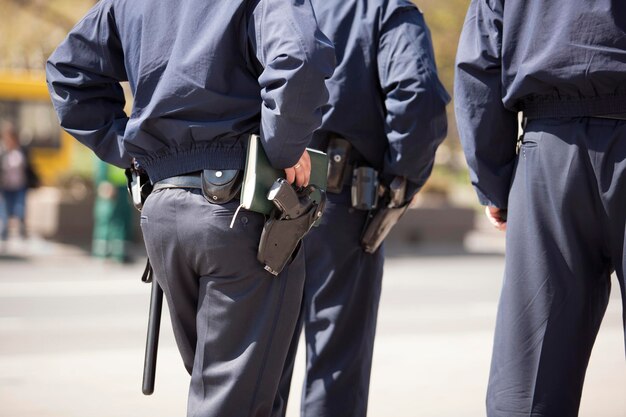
[154,170,243,205]
[524,112,626,122]
[152,173,202,191]
[523,113,626,130]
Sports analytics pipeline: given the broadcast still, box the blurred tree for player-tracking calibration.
[417,0,470,92]
[13,0,77,31]
[0,0,92,69]
[416,0,472,186]
[0,0,471,87]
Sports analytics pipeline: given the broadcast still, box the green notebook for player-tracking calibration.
[240,134,328,215]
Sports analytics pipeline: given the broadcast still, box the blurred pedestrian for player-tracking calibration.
[92,160,133,263]
[455,0,626,415]
[0,191,6,251]
[46,0,334,415]
[278,1,449,416]
[0,121,35,242]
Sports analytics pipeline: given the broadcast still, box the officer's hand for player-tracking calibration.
[284,150,311,188]
[485,206,507,231]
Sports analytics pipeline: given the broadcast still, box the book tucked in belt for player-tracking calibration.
[241,134,328,215]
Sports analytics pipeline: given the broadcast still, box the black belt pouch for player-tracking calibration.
[201,169,243,204]
[326,137,352,194]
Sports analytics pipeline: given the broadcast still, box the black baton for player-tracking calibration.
[142,279,163,395]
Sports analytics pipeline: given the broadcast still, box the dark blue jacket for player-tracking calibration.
[455,0,626,208]
[46,0,335,183]
[309,0,449,195]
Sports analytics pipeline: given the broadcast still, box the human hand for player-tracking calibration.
[485,206,507,231]
[284,150,311,188]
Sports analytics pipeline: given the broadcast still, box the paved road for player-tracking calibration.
[1,235,625,417]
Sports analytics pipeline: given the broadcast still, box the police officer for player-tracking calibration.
[46,1,335,416]
[455,1,626,415]
[279,1,449,415]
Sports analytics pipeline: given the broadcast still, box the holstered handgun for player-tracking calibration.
[361,176,409,254]
[258,179,326,275]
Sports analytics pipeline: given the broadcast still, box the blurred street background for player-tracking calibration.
[1,0,625,416]
[1,228,626,417]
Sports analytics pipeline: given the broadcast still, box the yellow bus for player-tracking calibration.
[0,69,92,186]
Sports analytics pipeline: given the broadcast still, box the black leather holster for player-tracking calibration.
[258,180,326,275]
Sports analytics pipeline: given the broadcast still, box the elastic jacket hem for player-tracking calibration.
[141,146,246,184]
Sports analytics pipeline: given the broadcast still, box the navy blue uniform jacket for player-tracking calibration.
[310,0,449,195]
[46,0,335,183]
[455,0,626,208]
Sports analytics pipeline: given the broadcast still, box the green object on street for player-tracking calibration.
[92,160,133,263]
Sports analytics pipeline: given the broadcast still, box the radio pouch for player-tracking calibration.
[351,167,380,210]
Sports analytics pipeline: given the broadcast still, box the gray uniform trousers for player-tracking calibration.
[279,189,384,417]
[487,117,626,417]
[140,187,305,417]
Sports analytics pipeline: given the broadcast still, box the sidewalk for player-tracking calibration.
[0,233,146,264]
[1,230,625,417]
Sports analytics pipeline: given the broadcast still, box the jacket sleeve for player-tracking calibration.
[250,0,336,169]
[454,0,518,209]
[377,6,450,199]
[46,1,131,169]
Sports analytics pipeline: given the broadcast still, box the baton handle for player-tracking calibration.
[142,280,163,395]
